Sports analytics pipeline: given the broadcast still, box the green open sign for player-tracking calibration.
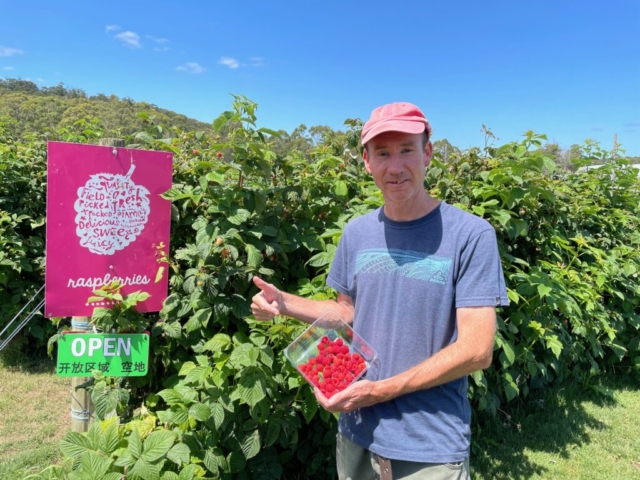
[57,333,150,377]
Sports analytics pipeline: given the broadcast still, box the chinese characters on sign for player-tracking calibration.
[56,361,147,375]
[45,142,173,316]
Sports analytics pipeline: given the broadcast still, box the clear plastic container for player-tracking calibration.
[284,311,378,397]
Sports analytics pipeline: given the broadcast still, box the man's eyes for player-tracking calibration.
[377,148,413,157]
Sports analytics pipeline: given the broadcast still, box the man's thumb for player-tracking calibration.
[253,276,272,293]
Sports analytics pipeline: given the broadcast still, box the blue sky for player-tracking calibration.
[1,1,639,155]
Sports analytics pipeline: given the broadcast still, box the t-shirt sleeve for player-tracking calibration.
[326,226,351,296]
[455,228,509,308]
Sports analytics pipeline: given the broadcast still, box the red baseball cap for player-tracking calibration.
[361,102,432,145]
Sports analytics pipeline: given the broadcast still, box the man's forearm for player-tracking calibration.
[372,340,492,403]
[281,292,354,325]
[371,308,496,403]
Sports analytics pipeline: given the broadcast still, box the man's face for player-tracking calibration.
[363,131,433,210]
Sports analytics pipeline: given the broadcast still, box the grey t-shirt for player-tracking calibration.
[326,201,509,463]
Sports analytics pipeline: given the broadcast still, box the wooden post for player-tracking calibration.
[70,316,94,432]
[69,137,125,432]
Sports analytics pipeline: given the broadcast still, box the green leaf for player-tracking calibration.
[252,190,267,215]
[213,111,232,132]
[227,451,246,473]
[128,429,143,459]
[135,131,154,143]
[113,450,137,467]
[166,443,191,466]
[307,251,334,267]
[202,333,232,352]
[189,402,211,421]
[537,284,552,298]
[179,361,197,376]
[100,421,120,455]
[158,389,184,406]
[175,385,199,404]
[155,266,166,283]
[129,458,161,480]
[184,308,211,333]
[545,335,563,359]
[162,187,188,201]
[258,346,274,369]
[257,127,282,138]
[178,464,197,480]
[263,419,280,448]
[288,376,301,390]
[501,339,516,367]
[205,171,225,184]
[333,180,348,197]
[92,386,124,420]
[301,234,323,252]
[301,387,318,423]
[209,403,225,429]
[162,293,180,312]
[503,376,519,401]
[471,205,485,217]
[184,366,210,384]
[204,449,225,474]
[169,405,190,425]
[140,430,176,463]
[245,244,262,268]
[229,343,260,367]
[60,431,94,458]
[162,321,183,339]
[86,422,102,450]
[236,371,266,407]
[241,430,261,460]
[79,450,112,480]
[227,209,251,225]
[101,474,123,480]
[250,399,270,422]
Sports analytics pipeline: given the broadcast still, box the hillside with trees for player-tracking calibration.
[0,78,211,137]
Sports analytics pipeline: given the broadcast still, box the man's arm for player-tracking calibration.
[251,277,355,325]
[315,306,496,412]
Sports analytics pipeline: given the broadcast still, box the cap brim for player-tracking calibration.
[361,120,427,145]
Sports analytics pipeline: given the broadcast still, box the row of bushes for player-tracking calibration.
[2,97,639,479]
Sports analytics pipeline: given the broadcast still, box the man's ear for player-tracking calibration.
[424,141,434,168]
[362,147,373,174]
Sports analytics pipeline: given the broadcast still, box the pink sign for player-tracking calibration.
[45,142,173,317]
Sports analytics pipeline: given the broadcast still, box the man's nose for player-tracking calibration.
[387,153,404,173]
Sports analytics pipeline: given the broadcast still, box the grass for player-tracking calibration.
[0,351,70,480]
[471,370,640,479]
[0,349,639,479]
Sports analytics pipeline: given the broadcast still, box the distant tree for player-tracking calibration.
[432,138,461,162]
[41,83,67,97]
[0,78,39,93]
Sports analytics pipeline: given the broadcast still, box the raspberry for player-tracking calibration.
[296,338,370,395]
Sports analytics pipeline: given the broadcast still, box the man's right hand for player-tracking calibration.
[251,277,285,320]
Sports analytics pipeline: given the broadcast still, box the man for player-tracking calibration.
[251,102,509,479]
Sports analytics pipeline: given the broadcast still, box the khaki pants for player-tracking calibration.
[336,433,470,480]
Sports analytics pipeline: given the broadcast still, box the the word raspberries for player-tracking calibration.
[298,336,366,398]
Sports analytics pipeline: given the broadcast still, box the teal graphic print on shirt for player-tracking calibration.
[355,248,452,285]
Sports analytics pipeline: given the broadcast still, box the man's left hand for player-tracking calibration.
[314,380,383,412]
